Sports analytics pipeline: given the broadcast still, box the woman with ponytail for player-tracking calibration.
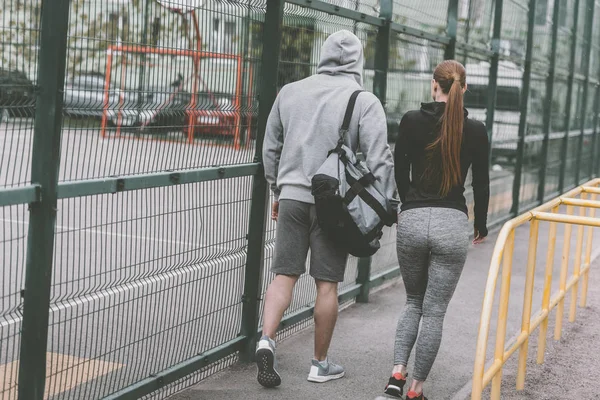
[383,60,490,400]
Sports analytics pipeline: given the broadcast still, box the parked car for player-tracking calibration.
[0,68,35,122]
[179,92,237,137]
[63,72,125,124]
[63,72,237,137]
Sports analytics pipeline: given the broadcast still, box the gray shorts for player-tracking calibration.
[271,199,348,282]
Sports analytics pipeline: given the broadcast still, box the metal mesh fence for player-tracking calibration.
[0,0,40,188]
[1,0,600,399]
[457,0,494,48]
[392,1,448,34]
[0,206,27,400]
[58,0,259,183]
[44,179,250,399]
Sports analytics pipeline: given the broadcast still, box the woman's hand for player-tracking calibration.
[271,201,279,221]
[473,228,486,245]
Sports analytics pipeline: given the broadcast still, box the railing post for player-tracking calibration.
[491,230,515,400]
[516,219,539,390]
[510,0,537,216]
[17,1,71,399]
[486,0,504,156]
[240,0,284,362]
[537,0,561,202]
[555,205,574,340]
[580,192,597,307]
[558,0,581,193]
[569,193,587,322]
[575,0,596,184]
[537,206,558,364]
[445,0,459,60]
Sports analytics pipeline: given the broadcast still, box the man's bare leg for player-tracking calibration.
[262,274,299,339]
[313,280,338,361]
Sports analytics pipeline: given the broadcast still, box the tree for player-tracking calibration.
[0,0,184,80]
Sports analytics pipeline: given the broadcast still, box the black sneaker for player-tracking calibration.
[406,390,428,400]
[384,372,407,398]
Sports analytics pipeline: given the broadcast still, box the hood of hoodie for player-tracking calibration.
[317,30,364,86]
[420,101,469,120]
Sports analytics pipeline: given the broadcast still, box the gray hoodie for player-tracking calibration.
[263,30,396,210]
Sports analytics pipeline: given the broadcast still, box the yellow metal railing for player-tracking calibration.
[472,178,600,400]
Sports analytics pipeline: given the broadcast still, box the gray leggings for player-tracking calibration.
[394,207,469,381]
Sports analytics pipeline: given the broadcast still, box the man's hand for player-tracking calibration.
[473,228,486,245]
[271,201,279,221]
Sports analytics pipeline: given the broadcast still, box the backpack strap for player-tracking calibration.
[343,172,395,226]
[338,90,364,145]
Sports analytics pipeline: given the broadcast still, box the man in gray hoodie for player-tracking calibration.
[255,30,396,388]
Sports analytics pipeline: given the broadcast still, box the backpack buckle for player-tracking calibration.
[338,128,348,144]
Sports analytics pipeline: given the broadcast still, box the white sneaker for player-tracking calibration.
[307,358,345,383]
[255,336,281,388]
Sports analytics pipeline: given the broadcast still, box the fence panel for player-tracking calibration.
[1,0,600,398]
[0,206,28,399]
[392,1,449,34]
[545,76,570,198]
[0,0,42,396]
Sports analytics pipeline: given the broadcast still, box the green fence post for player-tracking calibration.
[373,0,392,104]
[558,0,581,193]
[239,3,252,147]
[486,0,504,161]
[240,0,284,362]
[445,0,459,60]
[359,0,393,304]
[537,0,561,202]
[356,257,373,303]
[136,0,151,123]
[575,0,595,184]
[510,0,536,215]
[17,1,70,398]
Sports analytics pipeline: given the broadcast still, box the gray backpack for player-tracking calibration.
[311,90,395,257]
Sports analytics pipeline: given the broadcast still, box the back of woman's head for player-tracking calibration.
[427,60,466,197]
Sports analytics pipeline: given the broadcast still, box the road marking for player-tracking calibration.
[0,352,123,399]
[0,249,246,329]
[1,218,201,249]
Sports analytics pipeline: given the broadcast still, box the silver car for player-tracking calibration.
[63,73,128,125]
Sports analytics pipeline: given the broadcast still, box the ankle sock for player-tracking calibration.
[315,358,328,368]
[392,372,406,380]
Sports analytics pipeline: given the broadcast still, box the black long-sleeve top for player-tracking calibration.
[394,102,490,236]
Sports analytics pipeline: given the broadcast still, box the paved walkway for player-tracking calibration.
[171,221,600,400]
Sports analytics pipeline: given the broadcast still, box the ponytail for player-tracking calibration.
[425,60,466,197]
[437,78,464,196]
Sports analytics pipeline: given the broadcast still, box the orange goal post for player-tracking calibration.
[100,44,245,148]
